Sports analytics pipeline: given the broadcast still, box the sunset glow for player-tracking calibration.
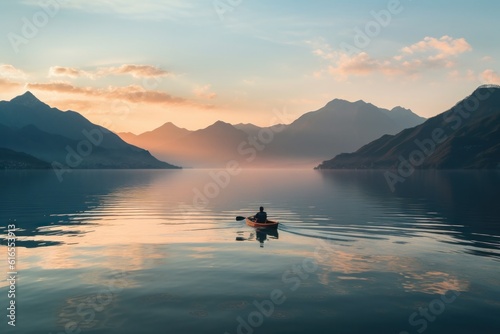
[1,1,499,133]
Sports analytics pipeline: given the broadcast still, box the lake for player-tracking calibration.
[0,169,499,334]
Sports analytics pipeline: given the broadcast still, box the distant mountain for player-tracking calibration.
[184,121,252,166]
[233,123,263,136]
[120,122,191,145]
[261,99,426,164]
[382,106,427,129]
[186,120,248,148]
[0,147,50,169]
[120,120,249,167]
[0,92,180,171]
[233,123,287,137]
[119,99,425,168]
[316,85,500,170]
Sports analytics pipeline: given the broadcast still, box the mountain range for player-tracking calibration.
[316,85,500,170]
[0,92,179,173]
[3,87,497,171]
[119,99,426,168]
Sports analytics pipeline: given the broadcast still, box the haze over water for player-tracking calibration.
[1,169,499,334]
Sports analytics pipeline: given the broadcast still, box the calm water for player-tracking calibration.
[0,169,499,334]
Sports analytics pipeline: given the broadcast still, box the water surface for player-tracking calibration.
[0,169,499,334]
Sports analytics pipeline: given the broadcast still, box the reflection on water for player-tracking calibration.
[0,169,499,334]
[236,227,279,248]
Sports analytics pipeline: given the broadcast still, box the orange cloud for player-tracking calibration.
[314,36,472,80]
[482,69,500,84]
[49,64,171,79]
[401,35,472,57]
[50,98,99,112]
[101,64,170,78]
[0,64,25,91]
[326,52,442,80]
[49,66,89,78]
[0,78,22,91]
[27,81,187,105]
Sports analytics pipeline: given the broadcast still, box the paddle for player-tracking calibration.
[236,216,246,221]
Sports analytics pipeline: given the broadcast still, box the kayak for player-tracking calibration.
[246,217,279,228]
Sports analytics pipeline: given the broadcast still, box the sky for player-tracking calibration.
[0,0,499,133]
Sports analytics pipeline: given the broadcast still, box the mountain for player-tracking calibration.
[118,122,191,160]
[0,147,50,169]
[261,99,426,165]
[120,120,249,167]
[234,123,287,137]
[233,123,263,136]
[120,122,191,145]
[383,106,426,128]
[316,85,500,170]
[1,91,131,149]
[119,99,425,168]
[0,92,180,171]
[182,121,249,166]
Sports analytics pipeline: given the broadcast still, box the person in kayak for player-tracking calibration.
[254,206,267,223]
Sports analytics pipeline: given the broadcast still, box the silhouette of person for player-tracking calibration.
[254,206,267,223]
[256,229,267,247]
[256,229,279,248]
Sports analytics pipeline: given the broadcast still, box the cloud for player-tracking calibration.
[0,78,22,91]
[49,64,171,79]
[22,0,204,21]
[49,66,90,78]
[27,82,187,105]
[312,36,472,80]
[325,52,443,80]
[50,99,97,112]
[326,52,376,77]
[482,69,500,85]
[0,64,25,91]
[100,64,171,78]
[307,38,335,61]
[193,85,217,99]
[0,64,27,79]
[401,36,472,58]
